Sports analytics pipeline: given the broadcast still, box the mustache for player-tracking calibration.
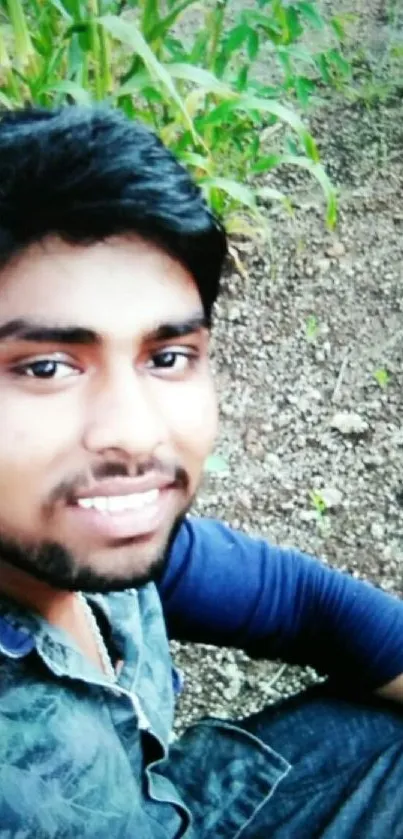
[47,457,189,507]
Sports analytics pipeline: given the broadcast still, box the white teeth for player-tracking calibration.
[77,489,159,514]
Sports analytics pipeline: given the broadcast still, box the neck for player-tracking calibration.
[0,559,112,676]
[0,558,76,623]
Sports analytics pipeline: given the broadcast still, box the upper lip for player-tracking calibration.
[72,475,175,501]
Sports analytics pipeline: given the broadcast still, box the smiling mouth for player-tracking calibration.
[65,486,177,542]
[75,488,160,514]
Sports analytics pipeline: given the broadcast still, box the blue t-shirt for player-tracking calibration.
[159,517,403,690]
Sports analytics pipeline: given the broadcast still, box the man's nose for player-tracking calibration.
[82,367,167,458]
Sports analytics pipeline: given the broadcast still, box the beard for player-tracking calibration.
[0,512,186,593]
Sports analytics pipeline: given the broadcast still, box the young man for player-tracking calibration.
[0,105,402,839]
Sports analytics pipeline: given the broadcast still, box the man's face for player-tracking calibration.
[0,235,217,591]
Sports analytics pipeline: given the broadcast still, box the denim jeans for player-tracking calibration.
[165,683,403,838]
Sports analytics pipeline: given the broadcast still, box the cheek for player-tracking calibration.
[162,377,218,460]
[0,394,81,536]
[0,413,44,533]
[0,401,64,464]
[0,394,79,494]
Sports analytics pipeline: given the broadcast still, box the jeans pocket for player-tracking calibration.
[163,717,291,839]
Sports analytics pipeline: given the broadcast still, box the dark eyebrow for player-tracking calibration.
[0,314,210,347]
[0,319,100,346]
[151,315,209,341]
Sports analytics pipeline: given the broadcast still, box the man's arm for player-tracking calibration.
[159,517,403,697]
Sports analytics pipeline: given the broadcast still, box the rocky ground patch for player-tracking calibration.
[172,0,403,731]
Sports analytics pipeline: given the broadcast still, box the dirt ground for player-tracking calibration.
[172,1,403,731]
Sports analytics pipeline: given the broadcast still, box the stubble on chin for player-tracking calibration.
[0,510,187,594]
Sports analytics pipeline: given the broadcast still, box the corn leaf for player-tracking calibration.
[201,177,258,210]
[254,152,337,227]
[297,2,325,30]
[147,0,199,43]
[162,63,235,96]
[0,91,13,107]
[47,0,72,19]
[180,151,213,173]
[237,94,319,161]
[41,79,93,104]
[100,14,197,139]
[255,185,293,207]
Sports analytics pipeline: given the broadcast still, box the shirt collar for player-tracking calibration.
[0,614,36,659]
[0,592,112,663]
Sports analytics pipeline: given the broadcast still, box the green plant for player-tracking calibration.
[0,0,348,231]
[308,488,332,535]
[373,367,390,389]
[305,313,319,343]
[309,489,327,517]
[346,1,403,106]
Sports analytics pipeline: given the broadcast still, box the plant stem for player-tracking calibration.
[6,0,34,67]
[88,0,103,99]
[208,0,228,72]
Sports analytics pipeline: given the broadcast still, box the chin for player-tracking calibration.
[74,555,167,593]
[0,510,186,594]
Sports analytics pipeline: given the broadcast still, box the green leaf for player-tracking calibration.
[117,68,149,93]
[285,7,302,42]
[285,135,300,156]
[200,177,258,210]
[60,0,83,18]
[142,85,165,104]
[330,15,347,40]
[180,152,213,173]
[236,95,320,161]
[295,75,315,107]
[141,0,160,39]
[235,64,249,92]
[297,2,325,30]
[285,43,317,68]
[163,35,186,61]
[40,79,93,103]
[254,153,337,228]
[0,91,13,107]
[47,0,72,19]
[120,62,236,103]
[188,29,210,64]
[243,9,283,40]
[204,454,230,475]
[247,29,259,61]
[373,368,390,389]
[99,14,197,139]
[224,24,250,54]
[315,53,331,84]
[256,184,293,208]
[252,154,282,173]
[6,0,35,65]
[327,48,351,77]
[162,63,234,96]
[196,99,239,128]
[146,0,199,43]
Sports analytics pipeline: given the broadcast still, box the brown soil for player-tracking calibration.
[172,1,403,731]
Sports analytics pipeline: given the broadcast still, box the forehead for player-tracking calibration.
[0,235,202,339]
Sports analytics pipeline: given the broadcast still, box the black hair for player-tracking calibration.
[0,105,227,319]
